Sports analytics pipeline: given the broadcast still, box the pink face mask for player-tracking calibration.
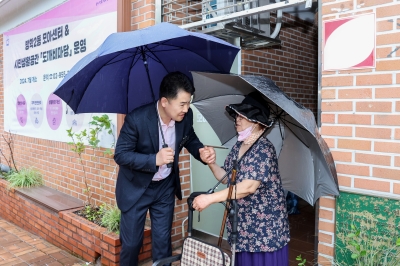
[237,124,255,141]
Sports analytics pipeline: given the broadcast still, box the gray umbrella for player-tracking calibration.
[191,72,339,206]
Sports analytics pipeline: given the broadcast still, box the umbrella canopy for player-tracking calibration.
[191,71,339,205]
[54,22,240,114]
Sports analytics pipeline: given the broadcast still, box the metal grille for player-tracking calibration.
[161,0,312,49]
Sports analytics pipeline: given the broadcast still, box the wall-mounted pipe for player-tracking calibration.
[0,164,10,173]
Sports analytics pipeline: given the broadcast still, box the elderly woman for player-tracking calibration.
[192,92,290,266]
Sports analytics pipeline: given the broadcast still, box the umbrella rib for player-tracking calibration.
[155,41,223,72]
[71,52,123,110]
[278,118,310,148]
[193,93,248,102]
[126,49,141,111]
[104,51,141,66]
[130,50,144,68]
[143,45,169,71]
[143,52,162,64]
[269,107,309,133]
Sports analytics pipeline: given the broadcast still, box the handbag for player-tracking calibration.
[180,236,231,266]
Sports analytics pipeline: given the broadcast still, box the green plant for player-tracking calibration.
[66,114,115,207]
[342,223,400,266]
[101,204,121,234]
[67,128,93,206]
[334,220,400,266]
[84,203,106,222]
[296,254,306,266]
[88,114,115,155]
[6,168,43,189]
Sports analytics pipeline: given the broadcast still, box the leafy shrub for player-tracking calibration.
[6,168,43,189]
[101,204,121,234]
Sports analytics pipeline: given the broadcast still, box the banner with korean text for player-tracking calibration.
[3,0,117,145]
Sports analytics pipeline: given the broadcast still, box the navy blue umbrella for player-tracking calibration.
[54,22,240,114]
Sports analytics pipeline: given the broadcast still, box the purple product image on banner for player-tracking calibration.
[46,94,63,130]
[16,94,28,127]
[30,93,44,128]
[66,106,85,132]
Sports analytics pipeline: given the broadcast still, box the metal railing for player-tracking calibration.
[161,0,312,49]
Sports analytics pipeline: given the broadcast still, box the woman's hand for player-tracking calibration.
[192,194,214,212]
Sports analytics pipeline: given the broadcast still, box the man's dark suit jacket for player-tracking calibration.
[114,103,204,213]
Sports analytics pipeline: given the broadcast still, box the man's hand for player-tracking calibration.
[156,147,174,166]
[199,146,216,164]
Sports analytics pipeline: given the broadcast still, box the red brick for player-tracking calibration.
[375,114,400,126]
[321,76,353,87]
[375,141,400,153]
[318,220,335,233]
[395,157,400,167]
[394,183,400,195]
[318,243,334,257]
[138,20,155,29]
[336,164,369,176]
[138,5,155,15]
[338,175,352,187]
[318,232,333,244]
[355,153,391,166]
[321,126,352,136]
[321,102,353,112]
[331,151,352,162]
[376,60,400,71]
[356,102,392,112]
[338,139,371,151]
[376,87,400,98]
[373,167,400,181]
[103,234,120,246]
[321,114,335,123]
[318,255,333,266]
[321,89,336,99]
[79,223,93,234]
[321,1,353,15]
[355,127,391,139]
[377,3,400,18]
[376,47,392,59]
[354,178,390,192]
[377,20,393,32]
[377,32,400,46]
[319,209,333,221]
[356,74,392,86]
[338,68,372,74]
[338,114,371,125]
[319,197,335,209]
[397,101,400,112]
[338,88,372,99]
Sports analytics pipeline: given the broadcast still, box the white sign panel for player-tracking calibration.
[3,0,117,145]
[323,13,376,71]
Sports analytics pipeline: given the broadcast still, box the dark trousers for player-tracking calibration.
[119,174,175,266]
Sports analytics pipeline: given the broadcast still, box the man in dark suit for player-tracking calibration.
[114,72,215,265]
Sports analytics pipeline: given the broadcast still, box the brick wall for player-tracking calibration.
[319,0,400,264]
[242,13,319,115]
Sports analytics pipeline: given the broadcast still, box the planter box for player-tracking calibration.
[0,179,152,265]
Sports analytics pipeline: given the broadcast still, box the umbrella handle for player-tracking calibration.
[141,47,172,168]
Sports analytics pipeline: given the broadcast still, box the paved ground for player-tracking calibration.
[0,217,85,266]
